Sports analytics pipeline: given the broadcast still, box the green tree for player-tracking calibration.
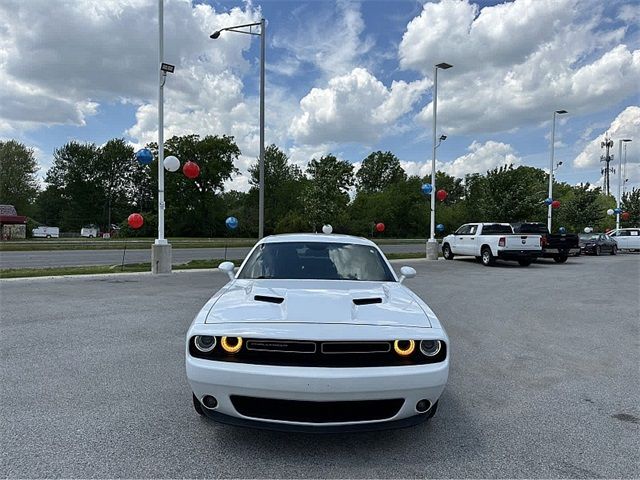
[355,151,406,193]
[556,184,607,232]
[303,155,354,231]
[0,140,39,216]
[429,171,464,205]
[621,187,640,227]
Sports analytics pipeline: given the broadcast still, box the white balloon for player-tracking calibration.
[163,155,180,172]
[607,208,614,216]
[322,224,333,234]
[583,227,592,233]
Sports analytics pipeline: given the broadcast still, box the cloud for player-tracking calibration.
[290,68,430,145]
[400,0,639,135]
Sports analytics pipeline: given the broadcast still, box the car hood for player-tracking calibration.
[204,279,432,328]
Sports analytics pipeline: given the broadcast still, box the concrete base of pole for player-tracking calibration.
[426,239,439,261]
[152,243,172,274]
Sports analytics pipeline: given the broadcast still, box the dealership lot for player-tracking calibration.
[1,255,638,478]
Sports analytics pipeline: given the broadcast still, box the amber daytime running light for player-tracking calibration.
[221,336,243,353]
[393,340,415,356]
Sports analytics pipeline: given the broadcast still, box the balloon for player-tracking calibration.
[621,212,630,221]
[225,216,238,230]
[551,200,561,209]
[544,198,553,206]
[614,207,622,214]
[436,189,447,202]
[559,227,566,234]
[375,222,385,233]
[607,208,615,216]
[436,223,445,232]
[135,148,153,165]
[322,224,333,234]
[127,213,144,229]
[421,183,433,195]
[183,161,200,179]
[583,227,592,233]
[163,155,180,172]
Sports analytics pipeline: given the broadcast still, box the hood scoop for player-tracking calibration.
[353,297,382,306]
[254,295,284,304]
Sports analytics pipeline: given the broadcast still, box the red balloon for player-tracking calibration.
[376,222,385,232]
[551,200,561,209]
[183,161,200,179]
[128,213,144,229]
[621,211,630,221]
[436,189,447,202]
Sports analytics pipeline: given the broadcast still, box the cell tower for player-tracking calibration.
[600,135,614,196]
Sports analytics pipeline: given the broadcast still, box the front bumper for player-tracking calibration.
[579,245,597,254]
[496,249,541,260]
[186,356,448,430]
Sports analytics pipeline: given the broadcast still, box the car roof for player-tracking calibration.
[259,233,376,247]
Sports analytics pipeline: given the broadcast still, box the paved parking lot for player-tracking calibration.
[1,255,638,478]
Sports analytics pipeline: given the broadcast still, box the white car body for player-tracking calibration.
[442,222,542,266]
[606,228,640,250]
[185,233,449,432]
[31,226,59,238]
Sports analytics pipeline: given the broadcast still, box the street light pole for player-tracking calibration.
[617,138,632,230]
[211,19,266,239]
[548,109,567,232]
[426,62,452,261]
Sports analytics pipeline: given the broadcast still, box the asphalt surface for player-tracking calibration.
[0,244,424,269]
[1,255,638,478]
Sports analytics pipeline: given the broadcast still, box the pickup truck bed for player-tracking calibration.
[512,223,580,263]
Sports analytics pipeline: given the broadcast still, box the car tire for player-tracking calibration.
[610,245,617,255]
[192,394,204,416]
[553,255,568,263]
[481,247,495,266]
[595,245,601,256]
[518,259,532,266]
[46,235,51,238]
[442,243,454,260]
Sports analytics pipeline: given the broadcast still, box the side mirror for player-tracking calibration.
[218,261,236,281]
[398,266,416,284]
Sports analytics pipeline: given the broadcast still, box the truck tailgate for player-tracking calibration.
[505,235,541,250]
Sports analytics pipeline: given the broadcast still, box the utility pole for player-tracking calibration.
[600,136,614,196]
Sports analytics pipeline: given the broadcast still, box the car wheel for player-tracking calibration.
[554,255,568,263]
[481,247,495,266]
[426,400,439,419]
[192,394,204,416]
[46,235,51,238]
[518,259,532,266]
[595,245,601,256]
[442,243,454,260]
[610,245,617,255]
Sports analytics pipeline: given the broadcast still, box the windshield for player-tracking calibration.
[579,234,599,240]
[237,241,395,281]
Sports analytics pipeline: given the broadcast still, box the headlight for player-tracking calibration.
[420,340,442,357]
[221,336,243,353]
[194,335,216,353]
[393,340,415,356]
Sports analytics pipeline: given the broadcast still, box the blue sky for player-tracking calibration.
[0,0,638,194]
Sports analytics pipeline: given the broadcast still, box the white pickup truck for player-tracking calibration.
[442,223,542,266]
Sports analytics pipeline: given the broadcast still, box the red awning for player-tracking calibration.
[0,215,27,224]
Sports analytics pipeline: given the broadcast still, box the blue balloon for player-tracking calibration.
[436,223,445,232]
[421,183,433,195]
[614,207,622,214]
[135,148,153,165]
[225,216,238,230]
[559,227,566,234]
[544,197,553,206]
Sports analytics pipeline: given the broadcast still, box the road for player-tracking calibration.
[1,255,638,478]
[0,243,425,269]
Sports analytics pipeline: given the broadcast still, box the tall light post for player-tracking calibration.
[152,0,174,274]
[211,19,266,239]
[547,109,567,231]
[622,141,630,196]
[426,62,452,261]
[617,138,632,230]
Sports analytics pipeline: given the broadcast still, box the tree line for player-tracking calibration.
[1,137,639,238]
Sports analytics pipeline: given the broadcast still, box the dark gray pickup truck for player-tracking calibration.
[511,222,580,263]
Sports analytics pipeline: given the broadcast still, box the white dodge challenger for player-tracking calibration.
[185,233,449,432]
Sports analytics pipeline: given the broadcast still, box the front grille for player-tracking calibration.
[230,396,404,423]
[189,337,447,367]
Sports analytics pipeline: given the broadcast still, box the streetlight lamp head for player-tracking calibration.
[435,62,453,69]
[210,30,221,39]
[558,161,563,166]
[622,139,632,143]
[556,109,568,114]
[439,134,447,141]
